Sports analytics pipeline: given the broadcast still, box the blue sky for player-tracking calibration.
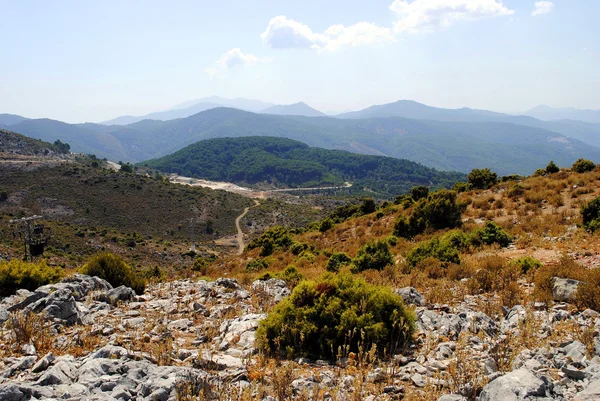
[0,0,598,122]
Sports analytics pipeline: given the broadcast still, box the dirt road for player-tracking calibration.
[234,200,260,255]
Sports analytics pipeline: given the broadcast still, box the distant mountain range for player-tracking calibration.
[525,105,600,124]
[140,136,465,197]
[3,99,600,176]
[101,96,279,125]
[262,102,326,117]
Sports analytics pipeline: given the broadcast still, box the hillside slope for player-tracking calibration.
[140,136,466,197]
[0,129,70,155]
[338,100,600,148]
[4,108,600,175]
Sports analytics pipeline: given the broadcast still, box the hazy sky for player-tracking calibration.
[0,0,598,122]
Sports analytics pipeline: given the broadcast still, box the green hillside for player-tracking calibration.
[140,136,466,198]
[5,107,600,175]
[0,129,70,155]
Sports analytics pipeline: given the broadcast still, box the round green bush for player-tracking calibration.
[351,240,394,273]
[572,158,595,173]
[468,168,498,189]
[81,252,146,294]
[326,252,352,272]
[256,274,415,360]
[581,197,600,233]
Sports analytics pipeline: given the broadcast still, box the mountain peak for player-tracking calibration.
[261,102,326,117]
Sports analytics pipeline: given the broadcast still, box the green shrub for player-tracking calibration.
[81,252,146,294]
[471,221,511,247]
[351,240,394,273]
[256,273,415,360]
[319,218,334,233]
[509,256,542,274]
[468,168,498,189]
[393,215,412,238]
[410,186,429,201]
[246,258,270,272]
[406,237,461,268]
[0,260,63,297]
[500,174,522,183]
[360,198,377,215]
[290,242,310,256]
[572,158,595,173]
[507,184,525,198]
[546,161,560,174]
[326,252,352,272]
[451,182,472,193]
[278,265,305,288]
[247,226,293,256]
[394,190,464,239]
[581,197,600,233]
[191,257,214,274]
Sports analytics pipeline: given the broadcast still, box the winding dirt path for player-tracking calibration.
[234,200,259,255]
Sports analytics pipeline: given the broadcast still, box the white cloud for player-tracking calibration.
[261,16,327,49]
[261,1,513,52]
[532,1,554,16]
[390,0,514,34]
[323,22,394,52]
[205,48,262,78]
[261,16,393,52]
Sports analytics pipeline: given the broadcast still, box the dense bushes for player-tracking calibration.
[581,197,600,233]
[81,252,146,294]
[326,252,352,272]
[351,240,394,273]
[509,256,542,274]
[0,260,63,297]
[394,190,464,238]
[247,226,294,256]
[406,223,511,268]
[471,221,511,247]
[256,274,416,360]
[572,158,595,173]
[406,235,462,268]
[468,168,498,190]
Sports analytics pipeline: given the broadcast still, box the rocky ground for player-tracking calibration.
[0,275,599,401]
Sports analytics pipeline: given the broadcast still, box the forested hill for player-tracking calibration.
[140,136,465,198]
[0,129,70,155]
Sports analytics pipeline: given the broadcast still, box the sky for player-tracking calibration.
[0,0,598,123]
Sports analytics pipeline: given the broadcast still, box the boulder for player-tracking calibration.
[251,279,290,302]
[95,285,135,306]
[571,374,600,401]
[31,352,55,373]
[0,384,29,401]
[25,288,79,325]
[552,277,582,302]
[396,287,426,306]
[477,368,547,401]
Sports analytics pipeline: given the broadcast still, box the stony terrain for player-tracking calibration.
[0,274,598,401]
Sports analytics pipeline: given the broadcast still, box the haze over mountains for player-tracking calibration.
[2,99,600,176]
[524,105,600,124]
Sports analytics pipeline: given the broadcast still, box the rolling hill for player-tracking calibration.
[139,136,466,198]
[4,104,600,175]
[0,129,70,155]
[337,100,600,148]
